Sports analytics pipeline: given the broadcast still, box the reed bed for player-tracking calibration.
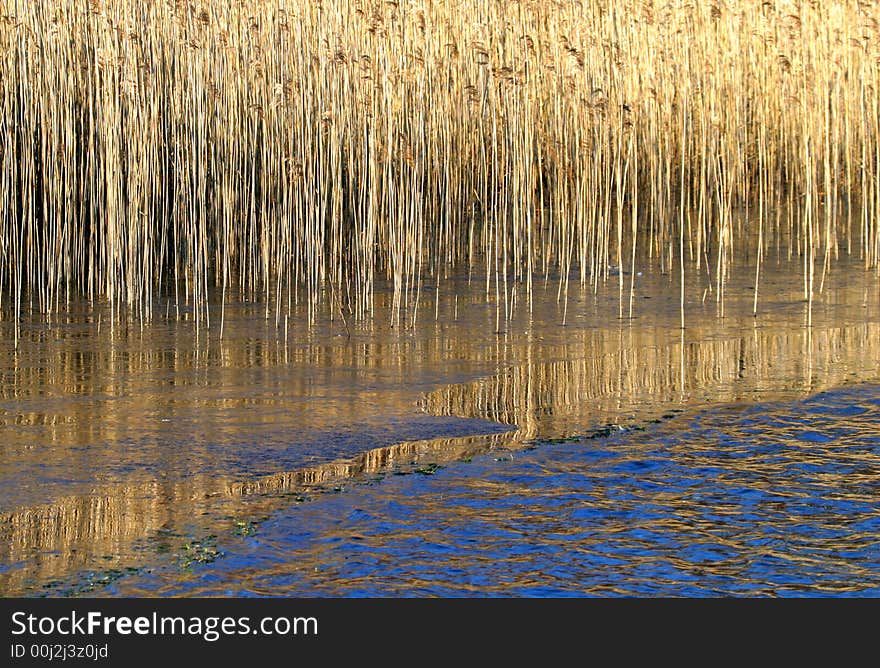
[1,0,878,334]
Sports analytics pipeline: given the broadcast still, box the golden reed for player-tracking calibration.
[1,1,878,333]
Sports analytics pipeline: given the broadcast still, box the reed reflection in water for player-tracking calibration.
[1,258,879,595]
[112,382,880,597]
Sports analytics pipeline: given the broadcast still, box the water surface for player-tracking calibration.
[1,256,879,596]
[111,383,880,596]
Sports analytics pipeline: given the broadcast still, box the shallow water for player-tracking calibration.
[1,255,880,596]
[111,383,880,597]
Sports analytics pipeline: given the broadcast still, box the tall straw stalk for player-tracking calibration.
[0,0,877,336]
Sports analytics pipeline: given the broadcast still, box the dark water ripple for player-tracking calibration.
[110,383,880,597]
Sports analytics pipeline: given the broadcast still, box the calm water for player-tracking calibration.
[2,256,880,596]
[111,383,880,597]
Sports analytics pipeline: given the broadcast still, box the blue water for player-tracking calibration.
[108,383,880,597]
[4,259,880,597]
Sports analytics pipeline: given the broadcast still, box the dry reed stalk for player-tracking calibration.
[0,0,877,337]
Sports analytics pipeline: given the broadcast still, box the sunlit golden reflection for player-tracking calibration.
[1,257,879,595]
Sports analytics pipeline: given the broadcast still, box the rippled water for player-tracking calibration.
[2,255,880,596]
[109,383,880,597]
